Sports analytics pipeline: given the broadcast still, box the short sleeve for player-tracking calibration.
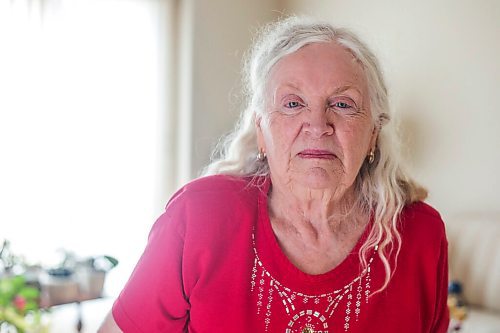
[430,234,450,333]
[112,207,190,332]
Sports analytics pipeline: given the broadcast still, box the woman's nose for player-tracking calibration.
[303,106,334,138]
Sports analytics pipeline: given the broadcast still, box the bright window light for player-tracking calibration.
[0,0,169,296]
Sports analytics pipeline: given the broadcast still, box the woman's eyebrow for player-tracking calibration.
[331,85,362,95]
[271,83,302,104]
[271,83,363,104]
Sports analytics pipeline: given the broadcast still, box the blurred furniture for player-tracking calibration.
[39,268,107,332]
[446,213,500,333]
[48,298,112,333]
[40,269,106,306]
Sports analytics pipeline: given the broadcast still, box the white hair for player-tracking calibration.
[203,16,427,291]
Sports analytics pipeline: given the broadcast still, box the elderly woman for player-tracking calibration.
[99,17,449,332]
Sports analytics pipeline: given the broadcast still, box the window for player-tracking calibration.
[0,0,174,296]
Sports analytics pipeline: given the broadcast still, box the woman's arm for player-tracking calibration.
[430,237,450,333]
[98,311,123,333]
[102,204,190,331]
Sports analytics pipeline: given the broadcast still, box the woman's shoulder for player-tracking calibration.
[152,175,265,237]
[165,174,265,211]
[402,201,442,220]
[181,174,256,193]
[399,201,447,241]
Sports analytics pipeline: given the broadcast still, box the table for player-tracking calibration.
[47,298,113,333]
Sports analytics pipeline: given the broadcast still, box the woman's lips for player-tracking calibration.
[297,149,337,160]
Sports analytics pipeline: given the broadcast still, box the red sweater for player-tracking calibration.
[113,175,449,332]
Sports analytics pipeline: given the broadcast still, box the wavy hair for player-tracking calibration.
[203,16,427,291]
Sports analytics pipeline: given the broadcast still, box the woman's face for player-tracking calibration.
[257,42,377,196]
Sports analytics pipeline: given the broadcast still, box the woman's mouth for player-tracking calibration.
[297,149,337,160]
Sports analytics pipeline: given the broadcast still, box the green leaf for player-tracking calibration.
[0,279,17,304]
[2,306,28,330]
[104,255,119,268]
[18,287,39,300]
[0,278,15,294]
[24,300,39,312]
[10,276,26,290]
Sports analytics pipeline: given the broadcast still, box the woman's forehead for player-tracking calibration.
[266,43,368,97]
[273,43,363,75]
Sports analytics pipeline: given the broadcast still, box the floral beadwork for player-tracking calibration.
[250,233,377,333]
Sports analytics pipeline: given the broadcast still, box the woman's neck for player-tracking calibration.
[268,180,357,228]
[266,180,369,274]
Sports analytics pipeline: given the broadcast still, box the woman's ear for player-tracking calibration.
[255,115,266,151]
[368,124,379,153]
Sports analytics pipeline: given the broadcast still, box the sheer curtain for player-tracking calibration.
[0,0,178,296]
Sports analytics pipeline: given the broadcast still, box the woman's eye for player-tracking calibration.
[333,101,352,109]
[285,101,301,108]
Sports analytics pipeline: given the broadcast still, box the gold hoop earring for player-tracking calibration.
[257,149,267,161]
[368,150,375,164]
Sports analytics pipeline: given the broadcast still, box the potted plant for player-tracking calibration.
[0,241,47,333]
[0,275,46,333]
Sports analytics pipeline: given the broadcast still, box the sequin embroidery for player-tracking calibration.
[250,232,377,332]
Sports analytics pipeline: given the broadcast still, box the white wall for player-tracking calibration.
[276,0,500,219]
[183,0,281,180]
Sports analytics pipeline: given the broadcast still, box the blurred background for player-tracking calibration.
[0,0,498,332]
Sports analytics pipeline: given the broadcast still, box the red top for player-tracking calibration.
[113,175,449,332]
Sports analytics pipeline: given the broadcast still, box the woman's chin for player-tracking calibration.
[293,167,343,190]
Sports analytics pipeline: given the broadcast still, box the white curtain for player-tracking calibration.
[0,0,178,296]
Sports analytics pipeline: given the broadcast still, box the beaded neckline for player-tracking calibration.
[250,230,378,333]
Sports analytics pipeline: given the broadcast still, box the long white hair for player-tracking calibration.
[203,16,427,291]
